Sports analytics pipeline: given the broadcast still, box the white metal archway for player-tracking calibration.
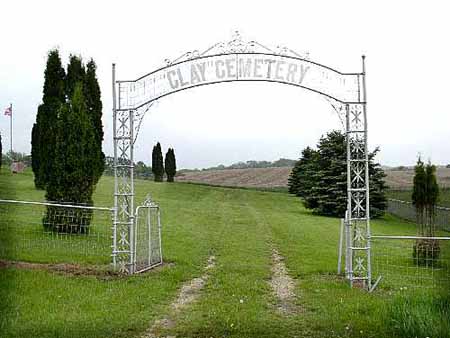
[111,32,371,289]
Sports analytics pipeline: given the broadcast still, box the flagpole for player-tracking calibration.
[9,103,13,160]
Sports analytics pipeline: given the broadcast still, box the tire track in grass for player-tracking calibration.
[244,194,299,315]
[143,188,236,338]
[142,255,216,338]
[269,248,298,315]
[145,188,299,337]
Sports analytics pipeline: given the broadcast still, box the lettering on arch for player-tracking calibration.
[118,53,361,109]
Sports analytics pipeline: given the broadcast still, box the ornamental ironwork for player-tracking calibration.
[112,32,371,289]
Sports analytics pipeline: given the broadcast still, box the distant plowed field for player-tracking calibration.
[176,167,450,190]
[385,167,450,189]
[176,167,292,189]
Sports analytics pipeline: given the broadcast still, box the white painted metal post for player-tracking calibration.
[362,55,372,289]
[345,104,353,287]
[338,218,344,274]
[147,206,152,265]
[158,207,163,264]
[129,108,135,273]
[345,211,352,278]
[112,63,118,268]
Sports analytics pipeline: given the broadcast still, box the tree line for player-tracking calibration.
[287,130,387,218]
[102,143,177,183]
[182,158,297,173]
[31,50,104,232]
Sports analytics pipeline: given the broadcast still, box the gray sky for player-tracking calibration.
[1,0,449,169]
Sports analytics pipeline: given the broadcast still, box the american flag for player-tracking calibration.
[4,106,12,116]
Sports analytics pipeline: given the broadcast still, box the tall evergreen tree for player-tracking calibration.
[424,161,439,235]
[44,83,97,233]
[152,142,164,182]
[84,59,104,183]
[65,55,85,99]
[412,157,426,234]
[288,147,319,206]
[31,110,43,187]
[165,148,176,182]
[368,148,388,217]
[311,131,348,217]
[289,130,387,218]
[32,49,66,189]
[412,158,440,263]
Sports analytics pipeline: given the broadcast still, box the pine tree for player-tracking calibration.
[165,148,177,182]
[288,163,300,195]
[44,83,97,233]
[368,148,388,218]
[311,131,348,217]
[32,49,66,189]
[288,147,318,199]
[288,130,387,218]
[84,59,104,183]
[152,142,164,182]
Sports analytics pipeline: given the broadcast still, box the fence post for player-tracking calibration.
[338,218,344,274]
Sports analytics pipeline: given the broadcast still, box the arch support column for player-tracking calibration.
[113,65,135,274]
[346,102,371,289]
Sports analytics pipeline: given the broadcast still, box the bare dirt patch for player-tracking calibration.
[0,259,173,279]
[143,255,216,338]
[269,249,298,315]
[0,259,118,277]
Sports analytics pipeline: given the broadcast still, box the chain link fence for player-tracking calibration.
[387,198,450,232]
[0,199,114,267]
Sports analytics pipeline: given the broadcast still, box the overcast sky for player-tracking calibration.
[1,0,449,169]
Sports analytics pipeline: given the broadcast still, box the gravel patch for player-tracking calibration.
[269,249,298,315]
[143,255,216,338]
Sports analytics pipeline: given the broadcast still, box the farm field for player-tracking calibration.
[0,170,449,338]
[176,167,292,190]
[177,166,450,191]
[385,167,450,190]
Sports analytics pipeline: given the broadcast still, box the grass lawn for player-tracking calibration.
[0,170,449,338]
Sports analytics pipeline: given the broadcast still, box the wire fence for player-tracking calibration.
[371,235,450,290]
[387,198,450,232]
[0,199,114,267]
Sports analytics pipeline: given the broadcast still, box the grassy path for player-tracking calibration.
[1,171,445,338]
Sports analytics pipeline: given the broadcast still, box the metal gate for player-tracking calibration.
[133,197,163,273]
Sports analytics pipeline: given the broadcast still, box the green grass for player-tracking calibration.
[387,188,450,208]
[0,169,112,265]
[386,292,450,338]
[1,170,449,337]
